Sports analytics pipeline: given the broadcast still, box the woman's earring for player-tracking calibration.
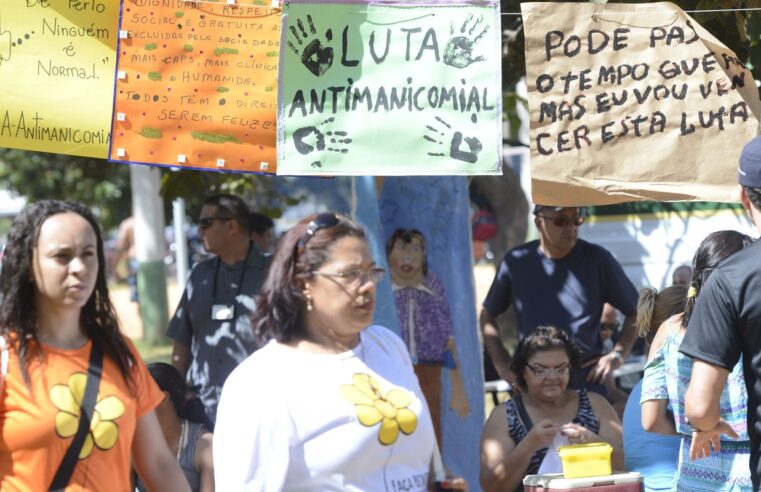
[304,290,313,311]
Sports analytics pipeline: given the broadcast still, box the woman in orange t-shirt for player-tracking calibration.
[0,200,191,492]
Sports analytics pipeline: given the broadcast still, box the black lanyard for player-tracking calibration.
[211,242,253,308]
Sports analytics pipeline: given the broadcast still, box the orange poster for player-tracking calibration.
[109,0,279,173]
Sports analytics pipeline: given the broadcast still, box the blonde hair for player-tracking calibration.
[636,285,688,342]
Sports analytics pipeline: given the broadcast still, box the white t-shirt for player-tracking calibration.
[214,325,436,491]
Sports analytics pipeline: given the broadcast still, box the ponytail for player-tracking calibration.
[636,285,688,345]
[636,287,657,339]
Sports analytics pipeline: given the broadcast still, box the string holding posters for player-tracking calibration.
[277,0,502,176]
[521,2,761,206]
[110,0,279,173]
[0,0,117,158]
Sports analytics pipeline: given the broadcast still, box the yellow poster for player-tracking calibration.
[0,0,117,158]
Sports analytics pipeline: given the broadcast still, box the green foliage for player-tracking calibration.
[0,148,132,230]
[131,334,173,364]
[0,218,13,239]
[160,167,299,221]
[500,0,761,91]
[502,91,528,138]
[744,0,761,47]
[0,147,304,232]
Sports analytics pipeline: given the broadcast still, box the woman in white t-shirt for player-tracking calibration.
[214,213,462,491]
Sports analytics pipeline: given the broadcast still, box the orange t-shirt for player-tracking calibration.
[0,337,164,492]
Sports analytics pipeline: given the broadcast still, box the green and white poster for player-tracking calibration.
[277,0,502,176]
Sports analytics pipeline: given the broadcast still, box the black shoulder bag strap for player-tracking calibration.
[49,341,104,492]
[513,395,535,432]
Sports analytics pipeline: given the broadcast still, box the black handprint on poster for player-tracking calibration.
[424,117,483,164]
[287,15,334,77]
[443,14,489,69]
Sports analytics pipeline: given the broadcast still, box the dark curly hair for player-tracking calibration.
[510,326,581,390]
[0,200,135,387]
[683,230,753,327]
[251,213,366,346]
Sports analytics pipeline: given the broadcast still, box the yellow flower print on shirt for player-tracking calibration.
[340,373,418,445]
[49,373,125,459]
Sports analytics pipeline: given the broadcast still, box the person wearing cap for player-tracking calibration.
[479,205,638,393]
[168,194,270,427]
[682,135,761,490]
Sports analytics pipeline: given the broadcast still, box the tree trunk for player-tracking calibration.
[471,163,529,264]
[471,163,529,354]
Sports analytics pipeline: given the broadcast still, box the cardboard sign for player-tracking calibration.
[109,0,279,173]
[522,2,761,205]
[277,0,502,176]
[0,0,117,158]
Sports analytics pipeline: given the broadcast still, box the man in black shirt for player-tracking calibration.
[682,135,761,489]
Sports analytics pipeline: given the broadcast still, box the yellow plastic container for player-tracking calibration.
[557,442,613,479]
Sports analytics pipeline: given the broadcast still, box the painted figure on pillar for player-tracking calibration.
[387,229,470,448]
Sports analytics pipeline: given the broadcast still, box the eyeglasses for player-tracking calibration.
[199,216,233,229]
[312,267,386,286]
[526,364,570,379]
[537,215,585,227]
[295,213,340,255]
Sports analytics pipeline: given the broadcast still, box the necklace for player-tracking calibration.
[177,419,188,461]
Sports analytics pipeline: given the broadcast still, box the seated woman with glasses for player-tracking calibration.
[213,213,465,490]
[479,326,623,492]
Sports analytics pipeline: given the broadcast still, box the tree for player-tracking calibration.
[160,167,301,222]
[0,148,131,230]
[0,148,302,231]
[500,0,761,92]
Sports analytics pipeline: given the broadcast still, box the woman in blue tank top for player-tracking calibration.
[623,285,685,491]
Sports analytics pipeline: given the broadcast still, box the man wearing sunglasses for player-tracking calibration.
[167,194,270,427]
[479,205,638,395]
